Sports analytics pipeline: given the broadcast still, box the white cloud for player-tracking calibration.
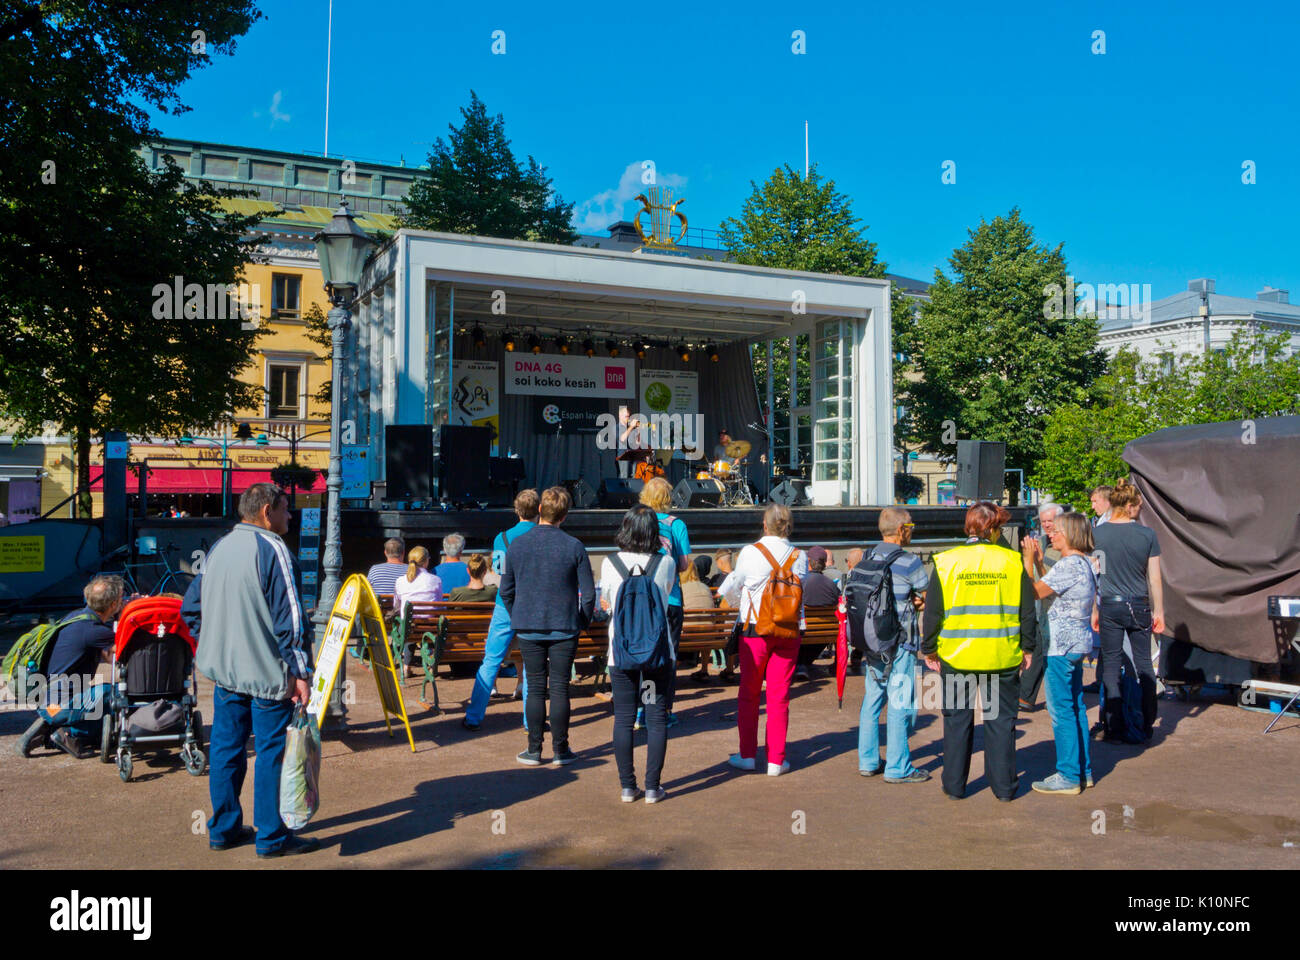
[268,90,291,127]
[572,161,687,234]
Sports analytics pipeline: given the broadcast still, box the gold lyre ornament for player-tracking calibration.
[632,186,688,248]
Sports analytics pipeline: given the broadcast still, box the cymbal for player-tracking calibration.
[616,447,653,462]
[725,440,751,459]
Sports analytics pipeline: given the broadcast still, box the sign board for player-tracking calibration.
[504,353,634,398]
[307,574,414,751]
[0,536,44,572]
[340,445,369,498]
[533,396,606,434]
[105,440,130,460]
[451,359,500,453]
[639,369,698,417]
[297,508,321,610]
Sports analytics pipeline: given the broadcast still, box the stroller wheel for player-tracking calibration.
[117,750,133,783]
[192,710,205,752]
[100,716,114,764]
[182,742,207,777]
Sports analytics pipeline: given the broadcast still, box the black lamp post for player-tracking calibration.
[311,198,376,728]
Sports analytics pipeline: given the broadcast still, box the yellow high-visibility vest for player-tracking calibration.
[932,541,1024,671]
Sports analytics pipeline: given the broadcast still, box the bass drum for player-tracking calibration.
[711,459,734,478]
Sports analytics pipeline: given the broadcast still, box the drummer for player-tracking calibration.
[713,430,743,469]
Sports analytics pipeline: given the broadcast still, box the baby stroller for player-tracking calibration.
[100,595,207,782]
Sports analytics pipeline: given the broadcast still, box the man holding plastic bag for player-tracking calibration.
[181,483,319,859]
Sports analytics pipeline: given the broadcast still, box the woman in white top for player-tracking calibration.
[394,546,443,676]
[718,503,808,776]
[600,505,677,804]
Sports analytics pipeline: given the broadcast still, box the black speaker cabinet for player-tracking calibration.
[384,425,434,500]
[769,478,811,506]
[598,477,644,509]
[439,425,491,500]
[672,477,724,509]
[955,440,1006,501]
[565,477,598,510]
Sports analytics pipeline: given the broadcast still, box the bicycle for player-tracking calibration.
[103,540,196,597]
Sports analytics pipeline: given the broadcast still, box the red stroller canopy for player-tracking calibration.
[114,595,197,659]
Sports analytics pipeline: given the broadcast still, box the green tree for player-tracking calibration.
[908,208,1107,475]
[1032,331,1300,508]
[0,1,265,514]
[401,91,577,244]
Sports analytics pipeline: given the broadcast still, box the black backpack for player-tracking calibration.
[843,546,904,660]
[606,553,673,673]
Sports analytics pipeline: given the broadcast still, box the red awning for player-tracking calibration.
[94,467,278,494]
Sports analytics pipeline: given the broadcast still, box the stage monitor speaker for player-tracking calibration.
[769,478,811,507]
[956,440,1006,501]
[672,477,724,509]
[439,425,491,500]
[385,425,433,500]
[598,477,644,509]
[565,478,597,510]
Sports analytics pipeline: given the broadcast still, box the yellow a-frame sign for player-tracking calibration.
[308,574,415,752]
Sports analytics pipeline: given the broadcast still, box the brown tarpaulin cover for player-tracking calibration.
[1123,416,1300,664]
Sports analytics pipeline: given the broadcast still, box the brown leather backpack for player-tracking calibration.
[750,543,803,641]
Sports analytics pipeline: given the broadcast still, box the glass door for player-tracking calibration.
[812,318,854,504]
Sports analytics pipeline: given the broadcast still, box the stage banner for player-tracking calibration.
[452,360,500,452]
[504,353,634,398]
[638,369,699,450]
[533,396,605,434]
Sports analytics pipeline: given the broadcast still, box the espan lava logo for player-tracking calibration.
[542,403,561,425]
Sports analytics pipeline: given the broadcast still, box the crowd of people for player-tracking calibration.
[15,476,1165,855]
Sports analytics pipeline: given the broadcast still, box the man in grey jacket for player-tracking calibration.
[181,483,318,858]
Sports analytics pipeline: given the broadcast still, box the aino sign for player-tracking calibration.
[503,353,635,398]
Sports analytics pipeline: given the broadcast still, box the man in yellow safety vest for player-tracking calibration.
[922,501,1039,801]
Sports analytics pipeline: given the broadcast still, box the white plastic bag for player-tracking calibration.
[279,705,321,829]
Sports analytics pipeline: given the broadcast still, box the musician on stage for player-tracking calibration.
[714,429,741,467]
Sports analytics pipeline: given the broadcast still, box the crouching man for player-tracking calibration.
[181,483,318,858]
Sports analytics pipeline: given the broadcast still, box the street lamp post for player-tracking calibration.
[311,199,376,729]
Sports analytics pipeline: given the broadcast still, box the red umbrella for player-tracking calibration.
[835,595,849,709]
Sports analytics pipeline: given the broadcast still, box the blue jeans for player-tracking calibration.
[1045,654,1091,783]
[209,685,294,854]
[858,647,919,778]
[41,681,112,741]
[465,601,528,728]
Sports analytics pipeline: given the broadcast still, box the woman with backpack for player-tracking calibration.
[718,503,808,776]
[600,505,677,803]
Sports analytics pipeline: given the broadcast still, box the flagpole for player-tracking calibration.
[804,121,808,177]
[324,0,333,157]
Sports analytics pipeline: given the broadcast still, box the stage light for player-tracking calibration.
[583,337,596,357]
[676,343,690,363]
[555,335,570,354]
[706,342,719,363]
[502,330,516,352]
[635,340,648,360]
[528,333,542,354]
[606,339,620,358]
[471,325,485,349]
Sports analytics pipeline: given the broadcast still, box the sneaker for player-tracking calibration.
[1018,698,1035,712]
[794,666,810,681]
[500,663,518,678]
[633,708,645,731]
[516,749,544,766]
[859,767,882,777]
[461,718,480,732]
[209,825,255,852]
[1032,772,1082,796]
[15,717,51,758]
[50,729,94,759]
[645,787,666,804]
[552,748,577,767]
[727,754,756,771]
[257,836,320,859]
[665,712,679,729]
[767,760,790,777]
[883,769,931,784]
[944,790,964,800]
[620,787,644,803]
[1083,774,1095,788]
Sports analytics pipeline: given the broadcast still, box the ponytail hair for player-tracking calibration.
[406,545,430,582]
[1109,477,1142,512]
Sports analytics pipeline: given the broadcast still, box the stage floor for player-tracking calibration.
[342,504,1030,554]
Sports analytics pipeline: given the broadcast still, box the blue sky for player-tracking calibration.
[156,0,1298,299]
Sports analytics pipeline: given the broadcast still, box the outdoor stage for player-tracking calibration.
[340,504,1032,559]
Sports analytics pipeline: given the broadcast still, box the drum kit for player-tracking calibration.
[694,440,755,507]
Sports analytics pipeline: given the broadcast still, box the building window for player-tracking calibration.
[268,363,303,419]
[272,274,301,320]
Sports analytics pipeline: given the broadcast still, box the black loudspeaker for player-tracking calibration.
[565,478,597,510]
[598,477,644,509]
[956,440,1006,501]
[385,425,434,499]
[672,478,724,509]
[769,478,811,506]
[439,425,491,500]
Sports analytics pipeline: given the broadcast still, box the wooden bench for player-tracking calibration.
[386,597,843,713]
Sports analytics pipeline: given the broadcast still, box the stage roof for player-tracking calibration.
[363,230,892,344]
